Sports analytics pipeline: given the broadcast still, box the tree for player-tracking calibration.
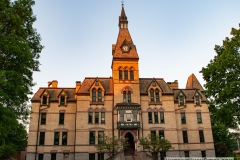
[0,0,43,157]
[95,134,129,160]
[200,24,240,156]
[140,134,173,160]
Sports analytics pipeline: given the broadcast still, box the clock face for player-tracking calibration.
[122,45,129,52]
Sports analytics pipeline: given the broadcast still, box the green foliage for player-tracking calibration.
[95,134,129,160]
[200,24,240,156]
[0,0,43,158]
[140,134,173,160]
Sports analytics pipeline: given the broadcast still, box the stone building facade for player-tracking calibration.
[26,5,215,160]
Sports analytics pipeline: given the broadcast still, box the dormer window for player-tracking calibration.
[195,92,201,106]
[178,92,185,106]
[150,89,154,102]
[60,96,65,105]
[98,89,102,102]
[92,89,96,102]
[156,90,160,102]
[42,96,47,105]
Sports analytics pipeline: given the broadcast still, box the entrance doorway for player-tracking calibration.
[124,132,135,156]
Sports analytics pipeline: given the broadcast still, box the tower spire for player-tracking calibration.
[119,2,128,29]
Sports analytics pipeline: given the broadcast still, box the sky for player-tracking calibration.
[31,1,240,94]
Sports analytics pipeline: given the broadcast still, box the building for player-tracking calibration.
[26,5,215,160]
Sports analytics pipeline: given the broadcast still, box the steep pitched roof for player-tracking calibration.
[139,78,173,94]
[173,89,207,102]
[186,73,204,91]
[32,88,76,102]
[77,77,113,94]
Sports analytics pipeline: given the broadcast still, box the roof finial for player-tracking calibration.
[121,0,124,6]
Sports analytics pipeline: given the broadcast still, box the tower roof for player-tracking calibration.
[119,5,127,21]
[186,74,204,91]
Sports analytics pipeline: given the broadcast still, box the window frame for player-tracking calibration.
[154,112,158,123]
[59,113,65,125]
[159,130,165,139]
[124,69,128,80]
[89,131,95,145]
[98,131,104,144]
[128,91,131,102]
[51,153,56,160]
[62,132,68,145]
[42,96,47,105]
[88,112,93,124]
[92,89,96,102]
[123,91,126,102]
[95,112,99,124]
[98,88,102,102]
[181,112,186,124]
[150,89,154,102]
[184,151,189,157]
[156,89,160,102]
[101,112,105,124]
[148,112,153,124]
[195,96,200,105]
[182,131,188,143]
[130,70,134,80]
[89,153,95,160]
[119,69,122,80]
[160,112,165,123]
[197,112,202,124]
[39,132,45,145]
[179,96,184,105]
[54,132,60,145]
[40,113,46,125]
[60,96,65,105]
[38,154,44,160]
[199,130,205,143]
[201,151,206,157]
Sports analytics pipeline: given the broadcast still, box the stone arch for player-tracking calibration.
[121,86,133,94]
[101,107,106,112]
[121,130,137,141]
[147,107,152,112]
[159,107,165,112]
[88,107,94,112]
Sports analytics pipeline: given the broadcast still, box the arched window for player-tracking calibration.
[150,89,154,102]
[92,89,96,102]
[128,91,131,102]
[123,91,126,102]
[130,69,134,80]
[98,89,102,102]
[155,89,160,102]
[124,69,128,80]
[119,69,122,80]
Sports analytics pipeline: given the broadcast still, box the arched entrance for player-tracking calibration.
[124,132,135,156]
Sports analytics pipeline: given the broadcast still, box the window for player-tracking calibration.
[98,153,104,160]
[128,91,131,102]
[42,96,47,105]
[148,112,153,123]
[130,70,134,80]
[181,113,186,124]
[89,131,95,144]
[182,131,188,143]
[151,130,156,142]
[150,89,154,102]
[124,70,128,80]
[154,112,158,123]
[196,96,200,105]
[160,112,164,123]
[123,91,126,102]
[159,130,165,138]
[95,112,99,124]
[98,131,104,144]
[40,113,46,124]
[38,154,43,160]
[39,132,45,145]
[59,113,64,125]
[197,112,202,124]
[54,132,59,145]
[89,154,95,160]
[156,90,160,102]
[98,89,102,102]
[51,154,56,160]
[88,112,93,124]
[120,111,124,122]
[62,132,68,145]
[184,151,189,157]
[92,89,96,102]
[96,80,99,86]
[179,96,184,105]
[201,151,206,157]
[126,113,132,121]
[119,69,122,80]
[60,96,65,105]
[101,112,105,123]
[133,110,137,121]
[199,130,205,143]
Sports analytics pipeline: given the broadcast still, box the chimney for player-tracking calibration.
[52,80,58,88]
[75,81,81,92]
[167,80,178,90]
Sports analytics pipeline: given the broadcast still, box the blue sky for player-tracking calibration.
[32,1,240,93]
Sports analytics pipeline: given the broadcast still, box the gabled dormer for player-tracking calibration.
[40,90,50,106]
[89,78,105,105]
[147,79,163,105]
[178,90,186,106]
[194,90,202,106]
[58,89,68,106]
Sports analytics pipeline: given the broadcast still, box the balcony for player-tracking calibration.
[117,121,140,129]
